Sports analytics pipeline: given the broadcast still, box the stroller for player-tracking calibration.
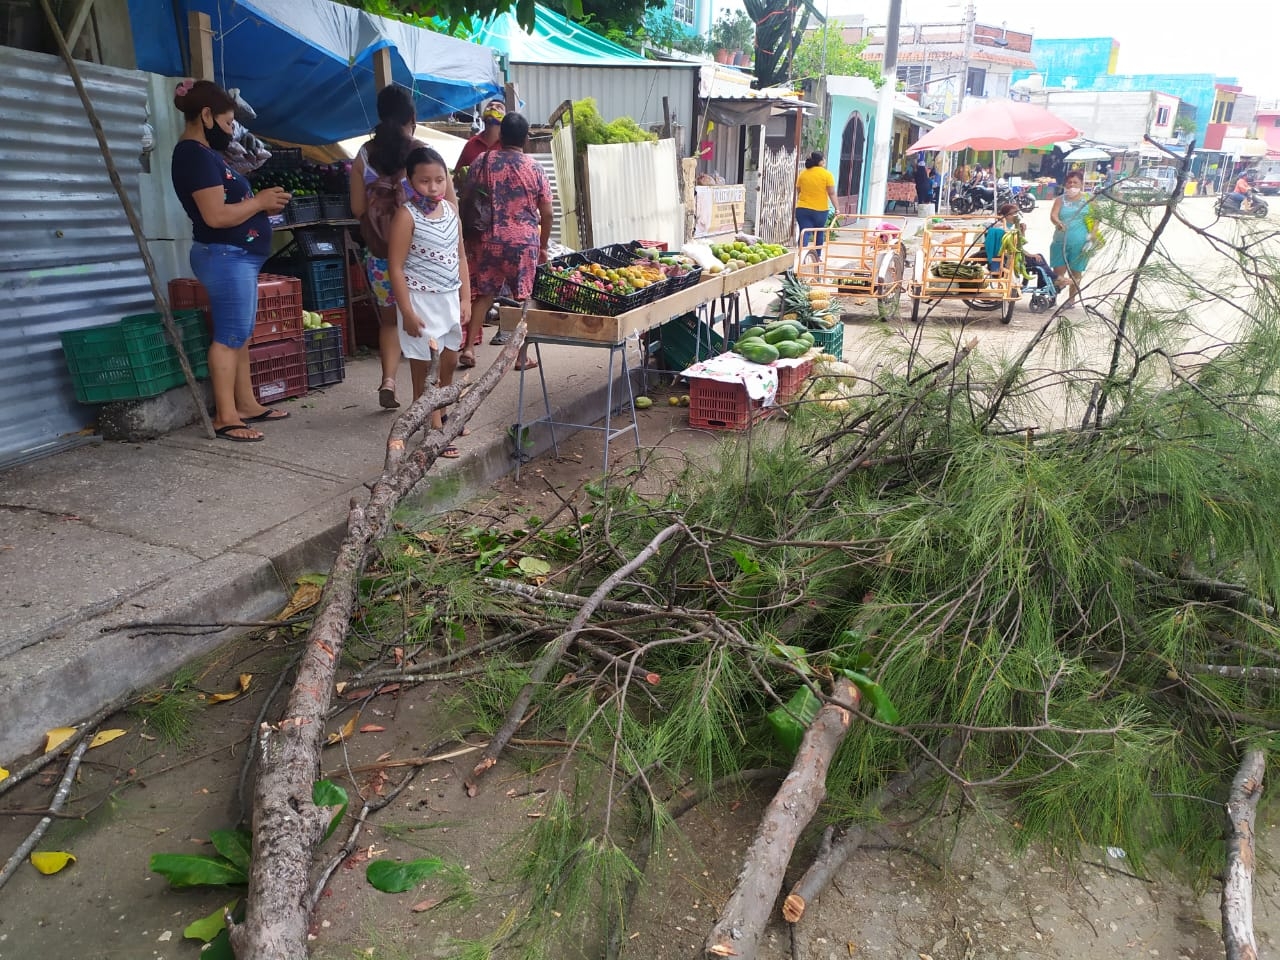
[1022,253,1058,313]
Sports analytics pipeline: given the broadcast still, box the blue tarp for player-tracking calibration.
[128,0,503,144]
[468,3,646,65]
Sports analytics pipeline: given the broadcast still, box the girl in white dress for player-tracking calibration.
[387,146,470,457]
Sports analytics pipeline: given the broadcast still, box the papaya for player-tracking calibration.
[764,326,803,345]
[740,325,767,340]
[634,396,653,409]
[774,339,809,360]
[738,340,780,364]
[798,332,816,348]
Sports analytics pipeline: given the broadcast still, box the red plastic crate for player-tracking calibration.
[775,356,815,403]
[249,337,307,404]
[687,377,770,431]
[169,275,303,345]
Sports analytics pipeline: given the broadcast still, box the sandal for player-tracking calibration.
[244,408,289,423]
[457,351,477,369]
[490,330,512,346]
[215,424,263,443]
[378,380,399,409]
[440,445,461,459]
[472,331,484,346]
[513,356,539,371]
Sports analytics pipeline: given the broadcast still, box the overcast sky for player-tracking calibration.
[714,0,1275,98]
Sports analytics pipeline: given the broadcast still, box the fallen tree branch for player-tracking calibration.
[1221,748,1265,960]
[783,745,944,924]
[467,522,686,792]
[1192,664,1280,681]
[230,323,526,960]
[0,738,90,893]
[705,677,859,960]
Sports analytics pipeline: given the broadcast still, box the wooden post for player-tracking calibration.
[44,0,215,439]
[64,0,95,52]
[188,11,213,81]
[373,47,392,92]
[504,81,518,112]
[662,95,672,140]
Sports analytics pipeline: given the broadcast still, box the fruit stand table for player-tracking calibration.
[497,252,795,478]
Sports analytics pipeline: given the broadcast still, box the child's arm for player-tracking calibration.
[387,208,423,338]
[455,203,471,314]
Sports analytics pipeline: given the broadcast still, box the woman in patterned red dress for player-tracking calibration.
[459,113,553,370]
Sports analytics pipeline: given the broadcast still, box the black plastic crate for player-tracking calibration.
[319,194,351,221]
[290,228,345,259]
[305,325,345,388]
[258,146,302,169]
[266,242,348,311]
[596,242,703,292]
[285,196,323,225]
[532,252,667,317]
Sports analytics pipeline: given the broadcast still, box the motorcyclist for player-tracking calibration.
[1227,171,1253,210]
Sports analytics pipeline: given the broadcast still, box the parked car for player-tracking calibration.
[1254,160,1280,196]
[1112,165,1178,201]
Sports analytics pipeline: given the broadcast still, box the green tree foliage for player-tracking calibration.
[792,26,882,86]
[745,0,810,88]
[710,9,754,54]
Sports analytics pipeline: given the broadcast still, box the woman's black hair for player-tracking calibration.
[366,85,416,176]
[174,80,236,122]
[405,145,447,179]
[1063,168,1084,185]
[500,112,531,148]
[805,151,823,169]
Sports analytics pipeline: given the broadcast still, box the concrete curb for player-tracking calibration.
[0,374,636,762]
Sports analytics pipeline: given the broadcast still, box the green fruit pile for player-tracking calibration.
[302,310,333,330]
[709,239,787,272]
[733,319,815,365]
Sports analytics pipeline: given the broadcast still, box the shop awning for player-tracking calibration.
[468,3,646,65]
[1221,137,1269,158]
[129,0,502,145]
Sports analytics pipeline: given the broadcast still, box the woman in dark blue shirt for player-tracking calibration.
[171,80,290,442]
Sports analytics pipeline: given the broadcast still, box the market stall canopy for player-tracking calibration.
[128,0,502,145]
[907,100,1080,153]
[468,3,645,65]
[335,124,467,168]
[1063,146,1113,162]
[1221,137,1269,159]
[698,65,813,126]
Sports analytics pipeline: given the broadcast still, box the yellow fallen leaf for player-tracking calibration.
[208,674,252,705]
[44,727,75,754]
[277,582,322,621]
[326,714,358,745]
[30,851,76,875]
[89,729,127,749]
[0,766,8,782]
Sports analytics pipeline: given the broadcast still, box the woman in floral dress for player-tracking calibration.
[459,113,553,370]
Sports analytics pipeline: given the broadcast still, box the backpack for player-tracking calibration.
[359,174,404,260]
[357,140,424,260]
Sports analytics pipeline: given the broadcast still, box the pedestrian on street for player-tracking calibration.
[458,113,553,372]
[349,85,457,410]
[795,151,837,255]
[171,79,290,443]
[1049,169,1100,308]
[387,147,469,458]
[913,156,935,216]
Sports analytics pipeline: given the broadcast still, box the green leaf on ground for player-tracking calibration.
[838,669,901,724]
[366,857,445,893]
[201,928,235,960]
[518,556,552,578]
[313,779,349,841]
[183,899,237,942]
[766,685,822,754]
[296,573,328,586]
[149,853,248,888]
[209,830,252,873]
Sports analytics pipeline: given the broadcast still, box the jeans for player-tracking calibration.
[190,242,267,348]
[795,207,828,247]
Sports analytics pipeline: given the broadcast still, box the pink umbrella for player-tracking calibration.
[907,100,1080,153]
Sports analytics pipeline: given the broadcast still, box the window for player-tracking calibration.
[896,65,933,89]
[672,0,694,26]
[1155,106,1170,126]
[966,67,986,98]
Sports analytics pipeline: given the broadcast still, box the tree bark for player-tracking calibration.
[1222,748,1265,960]
[229,326,525,960]
[705,678,859,960]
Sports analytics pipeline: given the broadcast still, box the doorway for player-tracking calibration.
[837,112,867,214]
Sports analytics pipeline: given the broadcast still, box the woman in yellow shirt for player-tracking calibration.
[795,151,837,252]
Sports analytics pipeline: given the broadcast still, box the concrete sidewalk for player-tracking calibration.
[0,323,695,763]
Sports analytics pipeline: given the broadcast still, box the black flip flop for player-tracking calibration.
[215,424,263,443]
[244,408,289,423]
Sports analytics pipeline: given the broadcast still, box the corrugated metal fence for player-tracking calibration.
[0,46,151,466]
[510,63,696,130]
[586,139,684,250]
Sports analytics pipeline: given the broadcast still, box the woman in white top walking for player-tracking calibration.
[387,146,470,458]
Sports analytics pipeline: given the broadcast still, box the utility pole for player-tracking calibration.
[865,0,902,216]
[954,0,975,116]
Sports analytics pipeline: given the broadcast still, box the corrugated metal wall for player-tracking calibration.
[527,151,563,246]
[586,139,684,250]
[510,63,697,130]
[0,46,151,466]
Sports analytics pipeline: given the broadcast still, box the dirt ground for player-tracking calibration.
[1,311,1275,960]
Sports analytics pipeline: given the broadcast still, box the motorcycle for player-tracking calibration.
[1215,189,1269,218]
[949,179,1035,215]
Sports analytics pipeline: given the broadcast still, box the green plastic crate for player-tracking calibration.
[809,322,843,357]
[659,312,725,372]
[60,310,207,404]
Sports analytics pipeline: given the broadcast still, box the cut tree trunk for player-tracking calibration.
[1221,748,1265,960]
[705,678,859,960]
[229,326,526,960]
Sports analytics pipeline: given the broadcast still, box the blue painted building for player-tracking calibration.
[654,0,715,38]
[1013,37,1235,143]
